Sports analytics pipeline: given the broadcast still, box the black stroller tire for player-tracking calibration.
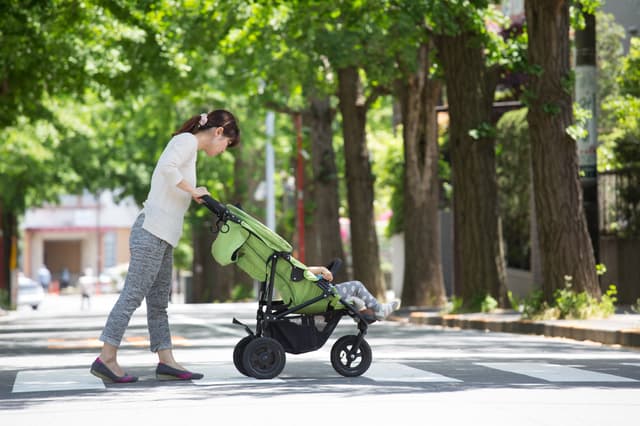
[330,335,372,377]
[233,335,255,376]
[242,337,286,379]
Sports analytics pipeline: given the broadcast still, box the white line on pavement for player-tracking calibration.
[477,362,638,383]
[12,368,106,393]
[192,363,283,385]
[364,362,462,382]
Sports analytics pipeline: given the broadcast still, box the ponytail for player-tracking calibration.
[173,109,240,147]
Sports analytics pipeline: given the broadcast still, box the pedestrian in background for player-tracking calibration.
[79,268,94,310]
[37,264,51,291]
[90,110,240,383]
[60,267,71,290]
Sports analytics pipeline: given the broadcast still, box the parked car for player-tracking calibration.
[17,273,45,310]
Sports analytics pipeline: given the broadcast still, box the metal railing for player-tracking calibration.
[599,168,640,237]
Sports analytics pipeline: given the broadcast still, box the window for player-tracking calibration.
[103,232,117,269]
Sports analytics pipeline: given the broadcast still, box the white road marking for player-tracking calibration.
[192,363,283,385]
[11,361,636,393]
[364,362,462,382]
[478,362,637,383]
[12,368,106,393]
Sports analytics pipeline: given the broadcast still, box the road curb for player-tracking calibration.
[407,312,640,348]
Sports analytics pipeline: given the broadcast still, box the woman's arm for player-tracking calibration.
[176,180,210,204]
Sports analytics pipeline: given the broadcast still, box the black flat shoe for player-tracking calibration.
[90,358,138,383]
[156,363,203,381]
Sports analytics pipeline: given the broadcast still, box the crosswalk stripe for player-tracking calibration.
[477,362,638,383]
[12,369,106,393]
[364,363,462,382]
[10,362,637,392]
[192,363,284,385]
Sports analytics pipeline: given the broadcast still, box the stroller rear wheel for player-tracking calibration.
[330,335,372,377]
[233,335,255,376]
[242,337,286,379]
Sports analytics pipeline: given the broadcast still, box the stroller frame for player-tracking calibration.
[202,195,373,379]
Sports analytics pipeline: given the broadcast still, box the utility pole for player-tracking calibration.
[294,113,305,263]
[575,9,599,262]
[265,111,276,231]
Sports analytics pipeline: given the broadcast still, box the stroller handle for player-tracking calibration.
[200,195,227,217]
[327,258,343,276]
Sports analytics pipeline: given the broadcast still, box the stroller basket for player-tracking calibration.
[265,311,343,354]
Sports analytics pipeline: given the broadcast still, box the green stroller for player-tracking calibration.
[202,195,373,379]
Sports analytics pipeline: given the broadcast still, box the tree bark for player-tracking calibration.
[190,145,253,303]
[524,0,600,299]
[0,204,11,297]
[435,31,507,307]
[395,42,447,307]
[302,96,348,282]
[337,66,385,299]
[191,219,216,302]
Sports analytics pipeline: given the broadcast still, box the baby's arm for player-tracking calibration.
[307,266,333,282]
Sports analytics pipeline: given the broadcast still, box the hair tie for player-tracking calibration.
[199,113,208,127]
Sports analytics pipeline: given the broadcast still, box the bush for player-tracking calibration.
[0,288,10,310]
[445,294,499,314]
[521,276,617,320]
[230,283,254,302]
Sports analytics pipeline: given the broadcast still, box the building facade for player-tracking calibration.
[22,191,140,288]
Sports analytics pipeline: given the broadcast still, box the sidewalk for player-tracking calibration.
[4,295,640,348]
[394,307,640,348]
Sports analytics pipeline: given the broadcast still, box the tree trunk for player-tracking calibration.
[337,66,385,299]
[186,221,214,303]
[524,0,599,299]
[0,203,18,308]
[0,204,11,298]
[435,32,507,307]
[191,219,215,303]
[396,42,447,307]
[230,137,255,297]
[302,135,321,268]
[190,145,253,303]
[302,96,348,282]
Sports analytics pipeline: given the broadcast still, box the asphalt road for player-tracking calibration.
[1,294,639,426]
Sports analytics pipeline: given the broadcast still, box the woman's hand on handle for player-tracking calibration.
[191,187,210,204]
[177,179,210,204]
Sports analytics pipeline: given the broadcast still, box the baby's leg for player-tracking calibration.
[334,280,380,310]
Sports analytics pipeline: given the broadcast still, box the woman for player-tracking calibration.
[307,266,400,320]
[91,110,240,383]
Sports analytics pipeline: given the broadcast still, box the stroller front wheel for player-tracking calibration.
[233,335,256,376]
[242,337,286,379]
[330,335,372,377]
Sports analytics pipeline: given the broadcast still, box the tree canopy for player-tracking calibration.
[1,0,636,308]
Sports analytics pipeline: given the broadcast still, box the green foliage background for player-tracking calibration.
[1,1,639,309]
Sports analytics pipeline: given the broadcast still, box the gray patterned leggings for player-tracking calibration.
[334,280,381,311]
[100,214,174,352]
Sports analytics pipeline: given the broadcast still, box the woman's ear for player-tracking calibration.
[215,126,225,137]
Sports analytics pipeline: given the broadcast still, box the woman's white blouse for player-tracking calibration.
[141,133,197,247]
